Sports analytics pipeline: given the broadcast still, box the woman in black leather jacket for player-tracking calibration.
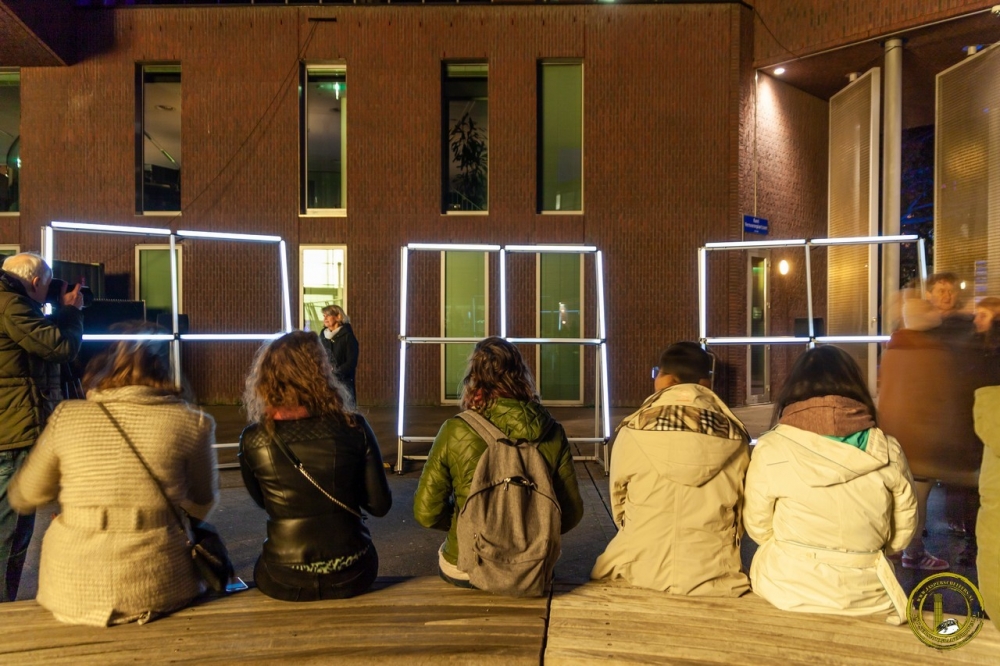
[239,331,391,601]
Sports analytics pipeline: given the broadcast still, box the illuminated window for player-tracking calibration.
[0,71,19,215]
[135,245,182,325]
[538,62,583,212]
[300,245,347,333]
[442,251,488,401]
[443,63,488,213]
[537,253,582,403]
[136,65,181,214]
[301,65,347,214]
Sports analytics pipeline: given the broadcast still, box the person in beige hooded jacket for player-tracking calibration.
[745,346,918,625]
[592,342,751,596]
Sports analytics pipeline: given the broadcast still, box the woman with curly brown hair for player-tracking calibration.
[413,336,583,589]
[239,331,391,601]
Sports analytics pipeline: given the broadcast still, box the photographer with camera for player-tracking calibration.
[0,252,83,602]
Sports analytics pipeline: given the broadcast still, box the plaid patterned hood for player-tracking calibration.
[617,384,750,486]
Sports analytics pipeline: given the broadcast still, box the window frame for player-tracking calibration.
[440,250,490,404]
[300,62,348,217]
[537,60,584,215]
[299,243,348,332]
[136,63,182,216]
[0,69,20,218]
[135,244,183,323]
[535,252,585,405]
[442,61,490,215]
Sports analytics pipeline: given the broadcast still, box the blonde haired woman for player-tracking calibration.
[319,304,359,403]
[9,334,217,626]
[240,331,390,601]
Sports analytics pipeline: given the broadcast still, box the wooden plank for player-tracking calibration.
[0,577,547,665]
[545,580,1000,665]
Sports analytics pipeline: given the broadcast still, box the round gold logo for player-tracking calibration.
[907,573,985,650]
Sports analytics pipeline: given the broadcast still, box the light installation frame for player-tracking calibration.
[697,234,926,393]
[397,243,612,474]
[43,221,294,388]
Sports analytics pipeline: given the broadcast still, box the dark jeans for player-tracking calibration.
[255,546,378,602]
[0,448,34,603]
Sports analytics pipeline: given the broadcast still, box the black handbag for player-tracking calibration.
[98,403,235,592]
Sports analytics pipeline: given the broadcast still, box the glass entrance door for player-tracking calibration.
[747,253,770,404]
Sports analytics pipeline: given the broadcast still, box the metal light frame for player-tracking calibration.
[698,234,927,394]
[396,243,612,474]
[43,221,293,390]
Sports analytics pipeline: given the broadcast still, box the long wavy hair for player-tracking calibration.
[771,345,877,427]
[243,330,355,432]
[82,322,179,395]
[460,336,538,411]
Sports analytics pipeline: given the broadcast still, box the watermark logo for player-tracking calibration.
[907,573,985,650]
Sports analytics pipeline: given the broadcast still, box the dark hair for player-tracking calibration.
[82,322,178,395]
[927,272,958,289]
[243,330,355,431]
[658,342,713,384]
[460,336,538,411]
[771,346,877,427]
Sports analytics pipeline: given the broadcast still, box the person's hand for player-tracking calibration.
[62,283,84,309]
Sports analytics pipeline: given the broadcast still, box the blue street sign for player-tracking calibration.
[743,214,769,235]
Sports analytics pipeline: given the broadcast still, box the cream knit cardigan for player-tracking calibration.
[9,385,217,626]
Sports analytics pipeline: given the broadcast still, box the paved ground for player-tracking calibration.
[15,403,978,603]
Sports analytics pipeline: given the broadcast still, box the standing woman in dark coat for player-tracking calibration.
[320,304,359,404]
[239,331,391,601]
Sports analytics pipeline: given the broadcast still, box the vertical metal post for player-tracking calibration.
[804,244,815,348]
[917,238,928,293]
[499,248,507,338]
[169,234,181,389]
[396,247,409,474]
[697,247,707,343]
[596,251,611,446]
[279,240,293,333]
[881,38,904,334]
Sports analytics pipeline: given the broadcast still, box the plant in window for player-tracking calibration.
[449,111,488,210]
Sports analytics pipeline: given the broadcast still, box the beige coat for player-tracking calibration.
[591,384,750,596]
[9,386,217,626]
[975,386,1000,629]
[745,425,918,624]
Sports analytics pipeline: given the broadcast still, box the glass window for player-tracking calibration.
[300,245,347,333]
[137,65,181,214]
[302,65,347,213]
[442,251,487,401]
[135,245,182,325]
[0,71,20,214]
[539,62,583,212]
[538,253,582,402]
[443,63,488,213]
[0,245,19,258]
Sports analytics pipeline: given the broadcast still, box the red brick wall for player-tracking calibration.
[752,0,995,66]
[753,73,829,404]
[12,4,750,406]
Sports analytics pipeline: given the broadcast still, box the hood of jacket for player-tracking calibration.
[617,384,749,487]
[764,424,892,487]
[480,397,555,442]
[0,269,31,300]
[85,385,187,407]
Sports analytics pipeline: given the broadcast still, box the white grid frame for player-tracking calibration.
[43,221,293,389]
[697,234,927,397]
[396,242,611,474]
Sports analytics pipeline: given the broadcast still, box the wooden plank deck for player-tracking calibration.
[0,577,548,665]
[544,580,1000,665]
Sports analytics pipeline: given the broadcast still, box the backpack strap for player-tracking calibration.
[456,410,508,447]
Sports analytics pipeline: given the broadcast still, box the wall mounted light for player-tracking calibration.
[774,67,786,75]
[778,259,790,275]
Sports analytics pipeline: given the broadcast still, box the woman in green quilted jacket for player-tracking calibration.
[413,336,584,588]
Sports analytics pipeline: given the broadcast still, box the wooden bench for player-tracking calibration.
[544,579,1000,665]
[0,577,547,664]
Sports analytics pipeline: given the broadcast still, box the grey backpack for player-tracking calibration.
[455,410,562,597]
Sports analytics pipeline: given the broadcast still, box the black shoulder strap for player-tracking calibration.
[98,403,189,538]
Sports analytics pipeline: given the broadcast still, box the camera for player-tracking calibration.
[45,279,94,308]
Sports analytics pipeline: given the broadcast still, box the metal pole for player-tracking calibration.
[697,247,707,342]
[804,244,815,348]
[169,234,181,389]
[881,38,904,334]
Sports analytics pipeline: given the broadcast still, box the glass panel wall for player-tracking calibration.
[301,245,347,333]
[538,253,582,402]
[539,62,583,212]
[136,245,182,325]
[0,72,20,214]
[443,251,487,401]
[302,65,347,213]
[443,63,488,213]
[138,65,181,213]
